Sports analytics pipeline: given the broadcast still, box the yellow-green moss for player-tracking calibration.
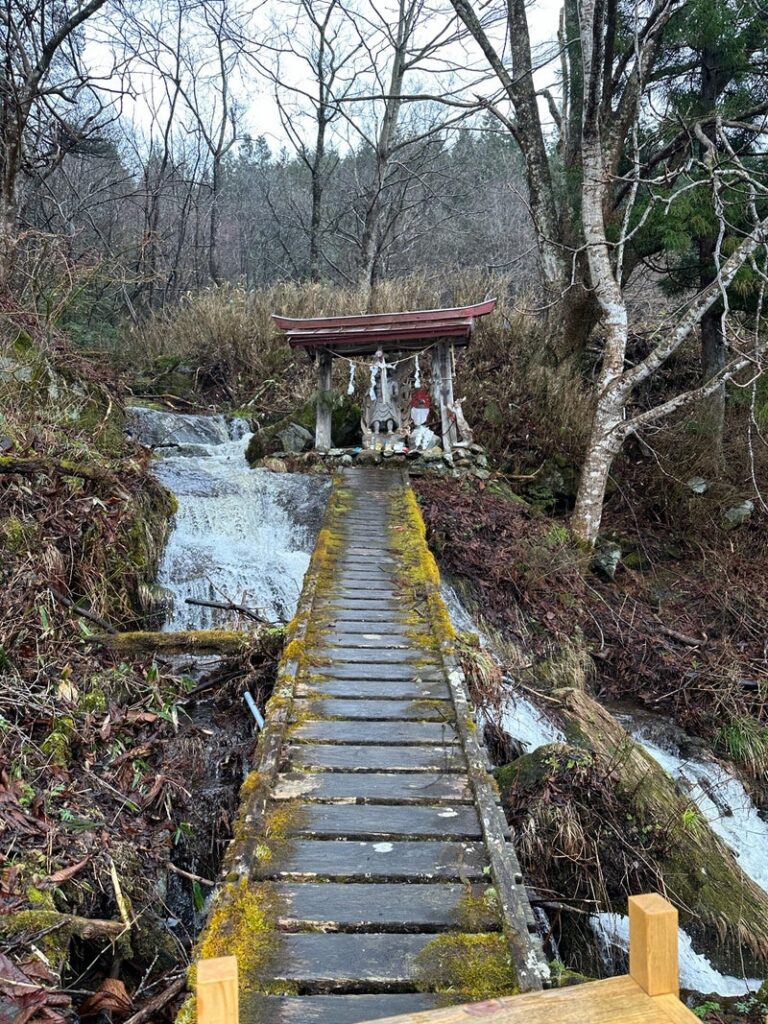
[193,879,292,995]
[388,488,456,650]
[414,933,519,1002]
[41,716,76,765]
[454,886,501,932]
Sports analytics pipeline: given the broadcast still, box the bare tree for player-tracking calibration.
[0,0,119,281]
[568,0,768,544]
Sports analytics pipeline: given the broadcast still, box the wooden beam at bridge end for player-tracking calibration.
[197,956,238,1024]
[629,893,679,997]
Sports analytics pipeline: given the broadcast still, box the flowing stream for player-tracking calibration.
[440,581,767,996]
[127,407,330,628]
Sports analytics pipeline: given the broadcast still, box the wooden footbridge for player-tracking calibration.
[182,467,547,1022]
[183,468,702,1024]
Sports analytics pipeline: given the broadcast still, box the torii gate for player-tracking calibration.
[272,299,496,455]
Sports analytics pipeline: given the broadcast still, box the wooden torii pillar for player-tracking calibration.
[436,340,457,455]
[315,348,333,450]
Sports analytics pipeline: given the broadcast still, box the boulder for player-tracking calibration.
[591,541,622,580]
[277,422,313,453]
[723,500,754,528]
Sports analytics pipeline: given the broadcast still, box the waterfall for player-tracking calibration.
[127,407,330,629]
[591,913,762,996]
[618,713,768,897]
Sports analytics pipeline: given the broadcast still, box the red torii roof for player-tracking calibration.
[272,299,497,354]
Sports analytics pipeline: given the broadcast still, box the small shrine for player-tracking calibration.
[272,300,496,456]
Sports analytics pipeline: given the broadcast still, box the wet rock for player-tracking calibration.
[261,457,288,473]
[340,454,353,466]
[591,541,622,580]
[473,468,491,481]
[723,500,754,528]
[277,422,312,453]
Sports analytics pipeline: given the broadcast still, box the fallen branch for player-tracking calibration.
[50,587,118,635]
[92,627,284,657]
[0,455,121,488]
[656,622,704,647]
[0,911,126,943]
[184,596,271,623]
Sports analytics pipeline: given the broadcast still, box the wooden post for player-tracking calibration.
[197,956,239,1024]
[628,893,679,997]
[436,341,455,456]
[316,348,333,450]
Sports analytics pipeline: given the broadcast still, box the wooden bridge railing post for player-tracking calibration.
[629,893,679,997]
[197,956,239,1024]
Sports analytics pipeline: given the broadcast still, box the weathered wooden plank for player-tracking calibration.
[288,743,465,772]
[287,803,482,840]
[314,598,402,613]
[314,621,426,636]
[271,932,461,986]
[312,647,439,665]
[312,663,444,681]
[319,633,415,648]
[272,771,473,803]
[242,993,440,1024]
[298,679,451,700]
[273,882,497,930]
[259,839,489,881]
[292,720,458,745]
[316,606,409,618]
[292,698,454,721]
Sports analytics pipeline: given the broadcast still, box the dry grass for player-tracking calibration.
[116,272,593,467]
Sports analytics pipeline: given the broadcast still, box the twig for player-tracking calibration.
[168,863,216,886]
[655,621,703,647]
[122,976,187,1024]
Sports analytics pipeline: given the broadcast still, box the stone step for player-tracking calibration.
[243,993,440,1024]
[292,698,454,721]
[272,771,473,804]
[258,839,489,882]
[297,679,450,701]
[292,720,458,746]
[289,743,465,772]
[286,803,482,840]
[274,882,497,931]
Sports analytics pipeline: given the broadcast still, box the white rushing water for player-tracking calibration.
[618,714,768,898]
[591,913,762,996]
[127,407,330,629]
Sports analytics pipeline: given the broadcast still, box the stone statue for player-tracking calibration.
[368,350,401,436]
